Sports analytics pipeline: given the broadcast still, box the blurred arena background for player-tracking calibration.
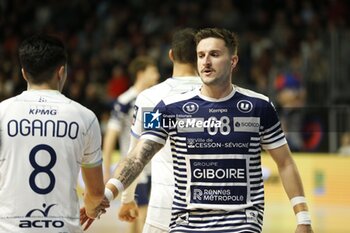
[1,0,350,232]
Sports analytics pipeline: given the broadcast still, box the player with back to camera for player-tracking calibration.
[103,56,160,233]
[117,28,202,233]
[0,34,105,233]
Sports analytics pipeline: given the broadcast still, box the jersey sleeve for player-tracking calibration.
[260,100,287,150]
[107,99,131,131]
[82,117,103,168]
[140,101,169,145]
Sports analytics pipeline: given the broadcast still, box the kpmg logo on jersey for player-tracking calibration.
[19,203,65,229]
[29,105,58,115]
[237,100,253,113]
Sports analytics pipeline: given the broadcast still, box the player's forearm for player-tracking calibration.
[121,177,139,203]
[81,165,105,215]
[276,154,312,226]
[84,191,104,208]
[83,191,105,218]
[106,139,162,200]
[102,129,119,174]
[277,158,305,200]
[269,145,312,226]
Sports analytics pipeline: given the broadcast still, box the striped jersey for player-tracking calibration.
[131,76,202,230]
[141,85,287,233]
[0,90,102,233]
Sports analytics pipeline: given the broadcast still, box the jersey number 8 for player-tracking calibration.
[29,144,57,195]
[207,116,231,135]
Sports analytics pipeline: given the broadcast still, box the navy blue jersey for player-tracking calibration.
[141,86,287,232]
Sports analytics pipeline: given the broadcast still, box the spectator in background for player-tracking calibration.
[338,132,350,155]
[103,56,160,233]
[82,82,107,123]
[106,64,130,101]
[275,72,306,151]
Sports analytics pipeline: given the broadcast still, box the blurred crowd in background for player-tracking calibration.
[1,0,350,152]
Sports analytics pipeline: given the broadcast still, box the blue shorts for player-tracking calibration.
[135,175,151,206]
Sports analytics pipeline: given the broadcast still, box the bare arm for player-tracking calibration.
[102,128,119,182]
[107,138,163,199]
[81,164,105,218]
[268,144,305,200]
[120,134,140,203]
[268,144,313,232]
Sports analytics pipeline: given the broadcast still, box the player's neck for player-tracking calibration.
[27,83,58,91]
[201,83,233,99]
[133,81,149,93]
[172,63,197,77]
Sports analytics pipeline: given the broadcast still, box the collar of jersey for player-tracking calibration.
[197,84,236,102]
[170,76,200,81]
[24,89,61,95]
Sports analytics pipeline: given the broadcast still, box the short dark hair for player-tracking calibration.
[171,28,197,65]
[128,56,156,83]
[195,28,239,55]
[18,34,67,84]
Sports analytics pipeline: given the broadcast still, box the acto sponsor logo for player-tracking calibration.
[19,204,64,229]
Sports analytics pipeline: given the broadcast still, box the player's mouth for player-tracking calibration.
[202,68,214,76]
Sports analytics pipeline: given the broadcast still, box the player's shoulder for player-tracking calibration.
[162,88,198,106]
[235,86,270,103]
[136,79,174,106]
[0,95,16,105]
[140,79,173,97]
[0,95,17,112]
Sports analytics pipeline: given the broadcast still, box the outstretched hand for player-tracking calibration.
[80,197,110,231]
[118,201,139,222]
[80,207,96,231]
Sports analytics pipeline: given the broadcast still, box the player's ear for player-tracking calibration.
[57,65,67,91]
[168,49,174,62]
[21,68,29,82]
[231,55,239,69]
[58,65,65,80]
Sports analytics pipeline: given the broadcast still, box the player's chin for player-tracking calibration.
[201,76,217,85]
